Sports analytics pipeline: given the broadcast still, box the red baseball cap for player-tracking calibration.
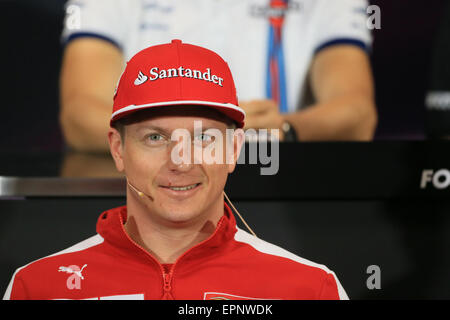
[111,39,245,128]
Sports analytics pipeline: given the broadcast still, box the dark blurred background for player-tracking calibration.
[370,0,447,139]
[0,0,448,151]
[1,0,65,151]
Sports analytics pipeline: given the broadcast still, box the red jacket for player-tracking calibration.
[3,203,348,300]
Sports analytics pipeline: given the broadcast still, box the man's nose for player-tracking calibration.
[167,134,195,172]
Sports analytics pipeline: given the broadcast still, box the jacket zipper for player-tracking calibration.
[162,270,174,300]
[166,217,225,296]
[119,214,225,300]
[119,216,174,299]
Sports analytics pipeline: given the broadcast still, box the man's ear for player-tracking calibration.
[227,128,245,174]
[108,127,125,172]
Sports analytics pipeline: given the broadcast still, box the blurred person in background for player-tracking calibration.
[60,0,377,152]
[425,1,450,139]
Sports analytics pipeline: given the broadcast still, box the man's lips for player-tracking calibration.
[158,182,202,200]
[159,183,201,191]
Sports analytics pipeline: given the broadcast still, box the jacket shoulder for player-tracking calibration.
[3,234,104,300]
[22,234,104,268]
[234,228,328,270]
[233,228,348,299]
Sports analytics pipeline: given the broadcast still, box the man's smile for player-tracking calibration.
[160,183,201,191]
[158,183,203,198]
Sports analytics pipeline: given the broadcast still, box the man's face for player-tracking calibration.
[109,107,244,225]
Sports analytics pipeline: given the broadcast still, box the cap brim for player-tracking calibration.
[110,100,245,128]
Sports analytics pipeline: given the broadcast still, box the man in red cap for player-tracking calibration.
[4,40,348,300]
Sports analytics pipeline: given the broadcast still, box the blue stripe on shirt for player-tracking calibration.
[64,32,122,51]
[314,38,368,55]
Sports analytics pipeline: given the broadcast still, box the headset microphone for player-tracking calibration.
[126,179,256,237]
[127,179,153,200]
[223,191,257,237]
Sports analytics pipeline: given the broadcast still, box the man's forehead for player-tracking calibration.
[125,105,233,127]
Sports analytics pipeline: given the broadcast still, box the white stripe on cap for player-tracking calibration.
[111,100,245,121]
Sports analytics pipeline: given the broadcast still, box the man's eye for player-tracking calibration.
[146,133,164,142]
[196,133,213,142]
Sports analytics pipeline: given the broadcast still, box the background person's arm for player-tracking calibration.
[284,45,377,141]
[60,38,124,152]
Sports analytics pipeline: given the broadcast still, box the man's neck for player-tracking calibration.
[124,196,224,264]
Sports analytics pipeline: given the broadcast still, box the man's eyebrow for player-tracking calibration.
[201,126,224,131]
[136,122,225,134]
[136,125,172,135]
